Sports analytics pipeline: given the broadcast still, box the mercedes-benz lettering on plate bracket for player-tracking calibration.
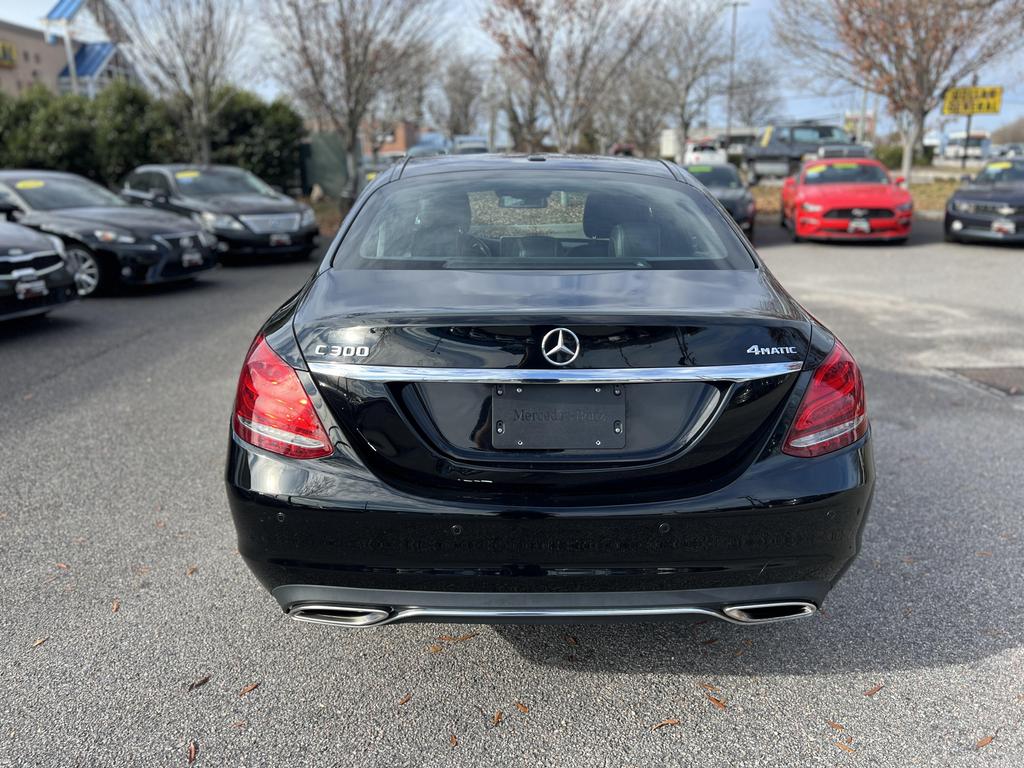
[226,154,875,629]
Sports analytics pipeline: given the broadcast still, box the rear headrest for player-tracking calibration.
[416,192,471,230]
[610,222,661,261]
[583,192,653,238]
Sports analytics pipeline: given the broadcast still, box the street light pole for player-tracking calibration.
[724,1,748,148]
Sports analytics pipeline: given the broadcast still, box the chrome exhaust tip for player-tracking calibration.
[722,601,817,624]
[288,603,391,627]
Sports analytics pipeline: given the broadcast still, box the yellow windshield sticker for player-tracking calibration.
[760,126,773,147]
[833,162,858,169]
[988,161,1012,170]
[688,165,713,173]
[15,179,45,190]
[175,170,201,179]
[805,164,827,174]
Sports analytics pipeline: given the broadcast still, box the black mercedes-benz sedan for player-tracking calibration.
[0,220,79,321]
[684,163,756,239]
[0,171,217,296]
[944,158,1024,244]
[122,165,319,259]
[226,154,874,629]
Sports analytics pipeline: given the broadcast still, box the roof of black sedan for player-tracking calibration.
[398,153,677,180]
[0,169,84,181]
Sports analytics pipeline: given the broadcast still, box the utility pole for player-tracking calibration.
[724,1,748,146]
[962,73,979,170]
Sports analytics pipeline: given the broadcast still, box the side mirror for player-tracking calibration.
[893,175,906,186]
[0,200,21,220]
[782,176,795,188]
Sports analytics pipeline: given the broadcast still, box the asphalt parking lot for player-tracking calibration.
[2,220,1022,767]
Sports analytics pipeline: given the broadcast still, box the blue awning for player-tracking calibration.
[46,0,88,21]
[59,42,116,78]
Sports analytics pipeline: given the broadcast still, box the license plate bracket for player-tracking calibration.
[992,219,1016,235]
[269,233,292,246]
[181,250,203,267]
[491,384,626,450]
[847,218,871,233]
[16,279,48,300]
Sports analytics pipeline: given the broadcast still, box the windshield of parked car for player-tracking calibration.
[685,165,741,188]
[802,162,889,185]
[172,168,276,198]
[792,126,852,144]
[974,160,1024,184]
[334,171,754,270]
[3,176,126,210]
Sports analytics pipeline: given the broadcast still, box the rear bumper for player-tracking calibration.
[226,431,874,623]
[214,226,319,256]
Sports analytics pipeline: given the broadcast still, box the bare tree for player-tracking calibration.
[993,116,1024,144]
[429,54,485,139]
[269,0,442,200]
[106,0,247,163]
[497,63,548,151]
[483,0,653,153]
[774,0,1024,185]
[658,0,728,145]
[730,53,782,129]
[600,56,672,156]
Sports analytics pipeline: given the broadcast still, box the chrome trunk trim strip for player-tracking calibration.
[307,360,803,384]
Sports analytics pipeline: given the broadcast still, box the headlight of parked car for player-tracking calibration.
[801,202,823,213]
[93,229,136,244]
[896,201,913,212]
[952,200,976,214]
[199,211,245,231]
[300,207,316,228]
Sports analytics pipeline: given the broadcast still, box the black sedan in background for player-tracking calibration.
[226,154,874,630]
[944,158,1024,244]
[0,171,217,296]
[0,220,78,321]
[122,165,319,259]
[684,163,756,238]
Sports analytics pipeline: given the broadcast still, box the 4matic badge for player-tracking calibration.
[746,344,798,356]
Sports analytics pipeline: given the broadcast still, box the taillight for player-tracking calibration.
[232,336,333,459]
[783,340,867,458]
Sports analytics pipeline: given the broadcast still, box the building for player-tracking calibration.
[0,19,75,97]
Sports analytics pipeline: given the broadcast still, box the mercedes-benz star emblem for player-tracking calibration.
[541,328,580,366]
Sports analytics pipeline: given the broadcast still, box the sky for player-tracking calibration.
[4,0,1024,137]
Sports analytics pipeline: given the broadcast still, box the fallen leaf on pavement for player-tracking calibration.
[111,599,121,613]
[449,734,458,748]
[699,683,719,692]
[491,710,503,727]
[651,718,680,731]
[701,638,718,646]
[185,565,198,577]
[707,694,727,711]
[55,562,69,570]
[834,741,855,753]
[975,735,994,749]
[398,693,412,706]
[864,683,884,697]
[428,644,443,654]
[32,636,49,648]
[231,720,247,729]
[239,682,260,697]
[515,701,529,714]
[827,720,845,731]
[156,520,166,529]
[565,635,578,646]
[188,675,211,692]
[187,740,198,764]
[976,551,992,557]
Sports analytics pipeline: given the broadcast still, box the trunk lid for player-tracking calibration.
[295,269,811,505]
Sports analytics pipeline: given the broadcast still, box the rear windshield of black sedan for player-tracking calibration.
[334,171,754,270]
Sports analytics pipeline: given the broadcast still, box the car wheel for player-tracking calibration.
[67,245,112,297]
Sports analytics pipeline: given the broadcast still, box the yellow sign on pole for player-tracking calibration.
[943,86,1003,115]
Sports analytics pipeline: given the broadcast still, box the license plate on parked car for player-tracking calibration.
[491,384,626,450]
[847,219,871,233]
[269,233,292,246]
[181,250,203,267]
[15,279,48,300]
[992,219,1016,235]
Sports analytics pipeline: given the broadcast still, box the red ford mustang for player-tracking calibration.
[780,158,913,243]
